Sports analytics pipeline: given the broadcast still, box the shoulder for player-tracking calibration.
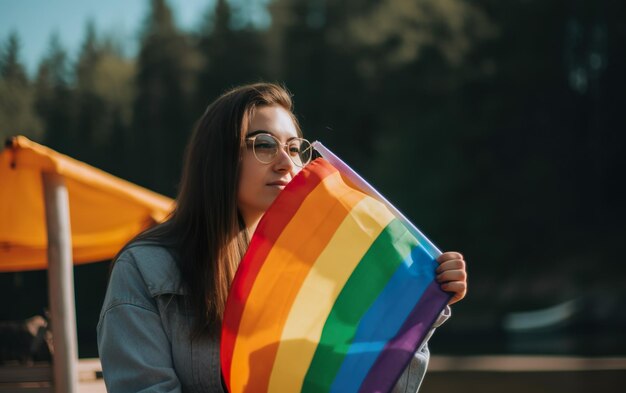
[110,242,185,300]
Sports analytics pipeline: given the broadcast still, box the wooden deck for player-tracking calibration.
[2,356,625,392]
[0,358,104,393]
[424,355,626,393]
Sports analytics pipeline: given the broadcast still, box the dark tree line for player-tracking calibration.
[1,0,625,356]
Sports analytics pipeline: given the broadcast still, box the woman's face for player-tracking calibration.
[237,105,302,231]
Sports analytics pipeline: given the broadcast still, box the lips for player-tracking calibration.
[267,180,289,187]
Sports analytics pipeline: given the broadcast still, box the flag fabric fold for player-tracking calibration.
[221,147,450,393]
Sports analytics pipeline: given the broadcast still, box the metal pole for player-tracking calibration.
[42,172,78,393]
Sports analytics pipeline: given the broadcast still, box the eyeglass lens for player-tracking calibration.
[253,134,312,167]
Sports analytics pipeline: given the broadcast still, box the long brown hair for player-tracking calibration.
[122,83,300,335]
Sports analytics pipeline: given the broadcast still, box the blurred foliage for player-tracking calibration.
[346,0,496,67]
[1,0,625,355]
[129,0,203,193]
[0,33,43,141]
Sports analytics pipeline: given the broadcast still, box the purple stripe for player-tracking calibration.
[358,282,450,393]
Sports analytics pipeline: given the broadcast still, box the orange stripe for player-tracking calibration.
[229,171,366,393]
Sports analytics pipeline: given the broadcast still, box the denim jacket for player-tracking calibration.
[97,243,449,393]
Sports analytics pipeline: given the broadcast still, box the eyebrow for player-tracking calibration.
[246,129,298,141]
[246,130,271,138]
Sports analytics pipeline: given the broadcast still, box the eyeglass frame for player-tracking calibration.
[244,132,313,168]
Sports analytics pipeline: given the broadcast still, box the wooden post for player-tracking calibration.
[42,172,78,393]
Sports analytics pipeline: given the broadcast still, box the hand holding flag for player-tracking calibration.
[436,252,468,305]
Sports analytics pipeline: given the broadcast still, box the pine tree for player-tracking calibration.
[194,0,271,114]
[1,33,28,86]
[131,0,201,195]
[0,32,43,142]
[72,21,135,173]
[75,20,106,150]
[36,33,75,153]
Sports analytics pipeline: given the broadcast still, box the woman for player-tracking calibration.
[97,82,468,392]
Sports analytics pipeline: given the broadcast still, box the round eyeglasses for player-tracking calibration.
[245,133,313,167]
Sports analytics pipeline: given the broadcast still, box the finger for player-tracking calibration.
[448,293,465,305]
[436,252,463,264]
[435,259,465,274]
[436,269,467,283]
[440,281,467,305]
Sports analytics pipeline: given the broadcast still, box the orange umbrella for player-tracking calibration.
[0,136,174,392]
[0,136,174,271]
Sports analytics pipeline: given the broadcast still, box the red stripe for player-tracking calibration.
[220,158,337,387]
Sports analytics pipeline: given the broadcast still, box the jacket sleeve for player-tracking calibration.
[97,251,182,393]
[390,306,451,393]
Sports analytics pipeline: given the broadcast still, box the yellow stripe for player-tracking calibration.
[267,196,395,392]
[229,171,364,392]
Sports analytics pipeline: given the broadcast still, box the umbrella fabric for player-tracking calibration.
[221,157,450,393]
[0,136,174,271]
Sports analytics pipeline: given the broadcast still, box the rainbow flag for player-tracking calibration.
[221,148,451,393]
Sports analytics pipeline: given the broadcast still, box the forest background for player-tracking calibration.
[1,0,625,358]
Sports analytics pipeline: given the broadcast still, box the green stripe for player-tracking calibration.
[301,218,418,392]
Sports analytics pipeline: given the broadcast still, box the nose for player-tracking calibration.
[272,145,296,173]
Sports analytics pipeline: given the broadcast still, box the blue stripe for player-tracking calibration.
[329,242,437,393]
